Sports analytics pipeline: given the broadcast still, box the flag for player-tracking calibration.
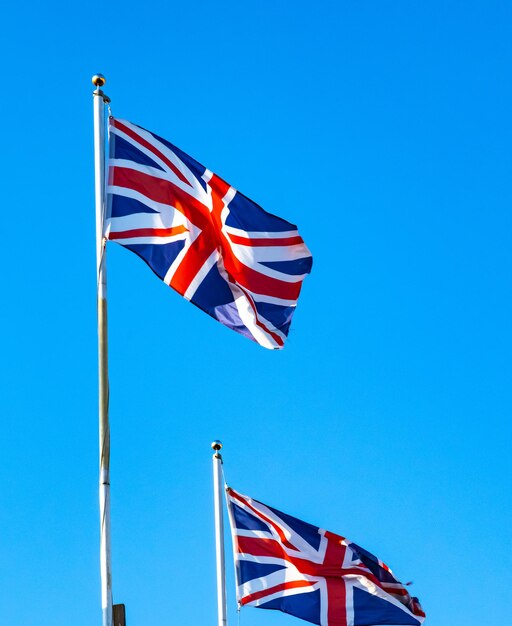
[106,118,312,349]
[227,488,425,626]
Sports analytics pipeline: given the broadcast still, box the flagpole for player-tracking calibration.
[212,441,228,626]
[93,73,113,626]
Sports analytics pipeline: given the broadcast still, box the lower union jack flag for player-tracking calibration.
[227,488,425,626]
[106,118,312,349]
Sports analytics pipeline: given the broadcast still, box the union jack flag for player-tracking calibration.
[106,118,312,349]
[227,488,426,626]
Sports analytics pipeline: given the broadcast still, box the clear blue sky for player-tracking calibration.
[1,1,511,624]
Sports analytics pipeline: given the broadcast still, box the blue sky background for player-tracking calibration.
[1,1,511,624]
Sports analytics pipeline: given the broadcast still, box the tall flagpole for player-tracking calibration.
[212,441,228,626]
[93,73,113,626]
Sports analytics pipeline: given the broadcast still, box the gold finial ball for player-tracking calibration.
[211,440,223,451]
[92,74,106,87]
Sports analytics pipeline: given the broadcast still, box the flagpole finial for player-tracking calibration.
[92,74,111,104]
[92,73,106,87]
[211,440,223,451]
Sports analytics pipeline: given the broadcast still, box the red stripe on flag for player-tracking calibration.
[322,532,348,626]
[382,586,409,597]
[229,490,296,550]
[112,120,192,188]
[206,172,231,200]
[241,580,314,606]
[229,234,304,247]
[223,254,302,300]
[112,167,212,231]
[109,225,188,240]
[236,536,288,560]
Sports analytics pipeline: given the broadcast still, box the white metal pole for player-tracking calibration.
[93,73,113,626]
[212,441,228,626]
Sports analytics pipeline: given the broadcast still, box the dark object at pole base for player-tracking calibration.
[113,604,126,626]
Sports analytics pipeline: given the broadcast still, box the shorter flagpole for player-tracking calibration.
[212,441,228,626]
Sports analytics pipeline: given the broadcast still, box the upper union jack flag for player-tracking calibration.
[227,488,425,626]
[106,118,312,349]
